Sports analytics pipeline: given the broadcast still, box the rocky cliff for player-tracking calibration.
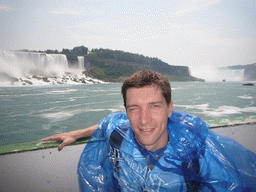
[244,64,256,81]
[222,63,256,81]
[84,49,204,82]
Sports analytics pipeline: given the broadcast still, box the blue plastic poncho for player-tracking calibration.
[77,111,256,191]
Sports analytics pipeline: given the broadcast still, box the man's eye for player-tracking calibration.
[129,107,138,111]
[153,105,159,108]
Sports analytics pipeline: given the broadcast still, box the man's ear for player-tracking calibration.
[168,101,174,118]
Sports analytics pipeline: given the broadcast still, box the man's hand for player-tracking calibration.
[41,124,98,151]
[42,134,77,151]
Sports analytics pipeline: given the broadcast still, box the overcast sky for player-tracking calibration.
[0,0,255,79]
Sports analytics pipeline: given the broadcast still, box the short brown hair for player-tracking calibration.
[121,70,171,107]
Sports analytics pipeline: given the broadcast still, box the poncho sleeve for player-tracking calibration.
[169,111,256,191]
[77,112,129,192]
[199,129,256,191]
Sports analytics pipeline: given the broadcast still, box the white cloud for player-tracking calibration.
[49,6,83,15]
[71,33,116,41]
[0,4,12,11]
[176,24,227,45]
[173,0,225,17]
[48,0,113,16]
[49,2,97,16]
[73,21,114,32]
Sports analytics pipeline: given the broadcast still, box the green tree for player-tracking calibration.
[61,49,70,54]
[72,46,88,55]
[46,49,55,54]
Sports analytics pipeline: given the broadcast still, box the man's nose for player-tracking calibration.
[139,108,152,125]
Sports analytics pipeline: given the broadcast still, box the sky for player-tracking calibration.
[0,0,255,80]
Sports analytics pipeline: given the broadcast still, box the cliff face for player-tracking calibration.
[223,63,256,81]
[244,64,256,81]
[66,54,79,68]
[85,50,204,82]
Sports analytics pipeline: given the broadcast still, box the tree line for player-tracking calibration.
[45,46,89,56]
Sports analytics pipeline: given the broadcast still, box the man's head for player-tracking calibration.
[121,70,172,108]
[122,70,173,151]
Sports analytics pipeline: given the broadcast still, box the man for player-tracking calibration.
[43,70,256,191]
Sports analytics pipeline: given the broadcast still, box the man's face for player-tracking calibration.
[126,85,173,151]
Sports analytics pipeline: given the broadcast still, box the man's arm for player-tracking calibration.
[42,124,98,151]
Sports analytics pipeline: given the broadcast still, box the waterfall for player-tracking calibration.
[0,50,17,61]
[13,52,68,69]
[49,54,69,70]
[0,51,102,85]
[13,52,49,68]
[77,56,85,70]
[218,68,245,81]
[0,51,69,77]
[0,51,69,85]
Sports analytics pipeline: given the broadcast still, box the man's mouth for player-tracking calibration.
[139,128,154,134]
